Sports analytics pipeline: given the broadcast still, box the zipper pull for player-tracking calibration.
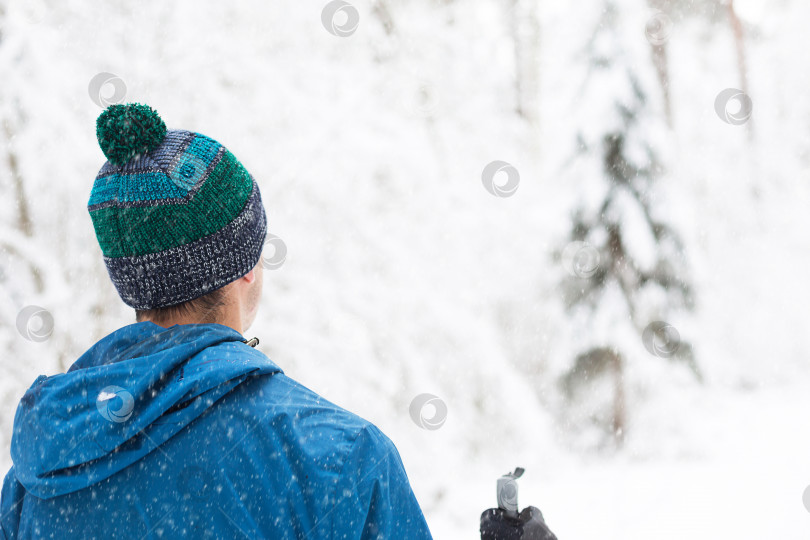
[243,337,260,348]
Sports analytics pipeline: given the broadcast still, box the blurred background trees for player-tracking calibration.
[556,0,696,448]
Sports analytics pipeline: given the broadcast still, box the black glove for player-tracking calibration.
[480,506,558,540]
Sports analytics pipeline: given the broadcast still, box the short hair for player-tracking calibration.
[135,286,229,325]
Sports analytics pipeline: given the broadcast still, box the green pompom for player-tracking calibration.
[96,103,167,166]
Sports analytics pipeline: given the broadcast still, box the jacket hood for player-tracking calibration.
[9,321,281,499]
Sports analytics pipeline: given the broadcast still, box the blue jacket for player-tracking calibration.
[0,322,432,539]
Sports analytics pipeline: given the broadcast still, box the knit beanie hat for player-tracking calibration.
[88,103,267,310]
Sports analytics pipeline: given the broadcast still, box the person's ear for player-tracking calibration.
[241,269,256,284]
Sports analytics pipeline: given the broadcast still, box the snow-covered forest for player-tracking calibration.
[1,0,809,537]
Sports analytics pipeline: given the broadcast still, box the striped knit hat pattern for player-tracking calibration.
[88,103,267,310]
